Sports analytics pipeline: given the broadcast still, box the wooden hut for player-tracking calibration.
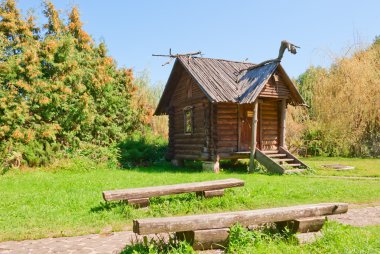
[155,56,308,174]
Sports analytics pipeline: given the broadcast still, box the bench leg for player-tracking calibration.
[176,228,229,250]
[196,189,224,198]
[276,216,325,233]
[127,198,150,208]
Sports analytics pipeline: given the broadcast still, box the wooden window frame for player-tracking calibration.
[183,106,194,135]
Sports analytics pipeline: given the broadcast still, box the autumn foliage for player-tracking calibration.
[0,0,150,167]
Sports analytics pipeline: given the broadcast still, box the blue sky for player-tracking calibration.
[17,0,380,86]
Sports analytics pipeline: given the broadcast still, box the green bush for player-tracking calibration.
[0,1,151,168]
[118,131,167,168]
[75,142,120,167]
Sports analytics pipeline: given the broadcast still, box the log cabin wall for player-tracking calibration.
[258,73,291,151]
[260,73,291,99]
[214,103,239,159]
[168,72,209,160]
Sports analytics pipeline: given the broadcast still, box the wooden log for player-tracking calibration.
[255,149,284,174]
[133,203,348,235]
[276,216,325,233]
[103,178,244,201]
[171,159,185,167]
[249,100,258,171]
[176,228,229,250]
[128,198,150,208]
[175,154,201,160]
[280,99,286,147]
[196,189,224,198]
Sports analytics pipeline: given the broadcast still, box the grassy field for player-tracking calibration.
[303,157,380,177]
[0,156,379,242]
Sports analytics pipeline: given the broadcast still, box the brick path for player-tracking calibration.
[0,232,134,254]
[1,205,379,254]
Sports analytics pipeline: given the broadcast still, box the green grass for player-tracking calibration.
[227,222,380,254]
[121,222,380,254]
[0,157,380,242]
[303,157,380,177]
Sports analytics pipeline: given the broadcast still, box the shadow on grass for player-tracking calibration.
[90,201,128,213]
[90,193,200,214]
[122,159,275,176]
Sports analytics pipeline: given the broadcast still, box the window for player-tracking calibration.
[184,106,193,134]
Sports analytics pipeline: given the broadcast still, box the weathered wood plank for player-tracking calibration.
[196,189,224,198]
[255,149,284,174]
[279,146,308,168]
[127,198,150,208]
[103,178,244,201]
[133,203,348,234]
[276,216,325,233]
[176,228,229,250]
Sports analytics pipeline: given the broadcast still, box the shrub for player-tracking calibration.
[118,130,167,168]
[75,142,120,167]
[121,236,194,254]
[292,39,380,157]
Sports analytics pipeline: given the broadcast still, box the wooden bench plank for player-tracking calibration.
[133,203,348,234]
[103,178,244,201]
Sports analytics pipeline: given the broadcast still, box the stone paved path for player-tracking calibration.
[327,205,380,227]
[1,205,379,254]
[0,232,134,254]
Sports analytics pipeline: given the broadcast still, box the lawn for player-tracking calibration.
[302,157,380,177]
[1,156,380,242]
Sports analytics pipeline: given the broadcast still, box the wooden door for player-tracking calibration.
[239,105,260,151]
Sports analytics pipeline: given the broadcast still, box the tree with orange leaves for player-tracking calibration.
[0,0,148,168]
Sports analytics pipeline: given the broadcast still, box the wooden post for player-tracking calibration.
[280,99,287,148]
[249,100,258,172]
[237,104,241,151]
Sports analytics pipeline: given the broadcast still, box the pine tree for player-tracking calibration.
[68,6,92,50]
[43,1,64,35]
[0,0,148,167]
[0,0,32,50]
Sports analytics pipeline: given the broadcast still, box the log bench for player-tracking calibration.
[102,178,244,208]
[133,203,348,250]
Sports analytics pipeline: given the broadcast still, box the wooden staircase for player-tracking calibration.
[255,147,308,174]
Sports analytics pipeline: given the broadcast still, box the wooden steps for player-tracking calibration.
[255,147,308,174]
[267,153,287,158]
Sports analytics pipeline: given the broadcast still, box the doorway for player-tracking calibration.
[239,104,261,151]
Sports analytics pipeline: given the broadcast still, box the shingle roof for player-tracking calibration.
[177,56,253,102]
[155,56,305,115]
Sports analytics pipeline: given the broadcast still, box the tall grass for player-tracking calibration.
[134,71,168,138]
[291,39,380,157]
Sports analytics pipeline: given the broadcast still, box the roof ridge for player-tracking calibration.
[177,55,255,65]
